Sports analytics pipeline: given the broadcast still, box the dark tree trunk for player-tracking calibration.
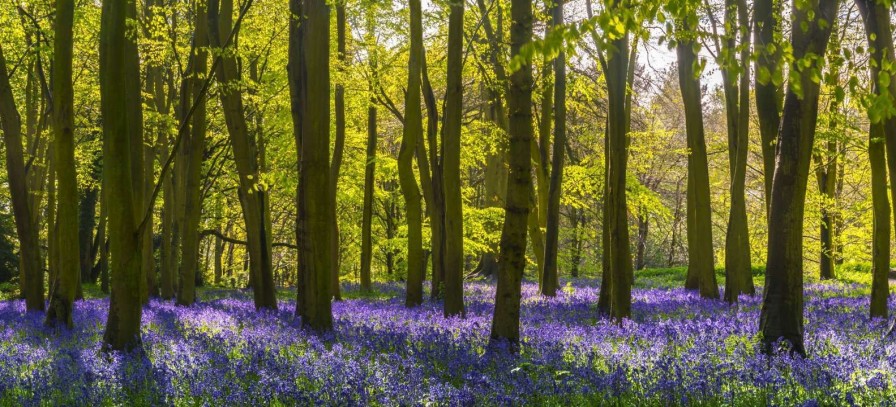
[541,0,565,297]
[759,0,839,356]
[490,0,533,346]
[442,0,465,317]
[289,0,333,331]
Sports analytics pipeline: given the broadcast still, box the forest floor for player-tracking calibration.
[0,266,894,406]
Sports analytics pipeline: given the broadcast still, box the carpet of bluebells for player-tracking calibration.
[2,277,896,406]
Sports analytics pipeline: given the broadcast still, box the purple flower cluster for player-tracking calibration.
[0,280,894,405]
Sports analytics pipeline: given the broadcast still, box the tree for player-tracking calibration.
[541,0,566,297]
[490,0,533,346]
[856,0,896,319]
[673,4,718,299]
[596,0,636,321]
[100,0,145,351]
[442,0,465,316]
[753,0,783,210]
[359,3,378,293]
[177,0,209,307]
[712,0,754,301]
[208,0,277,310]
[399,0,425,307]
[46,0,79,327]
[290,0,333,331]
[330,0,347,301]
[0,45,44,312]
[759,0,839,355]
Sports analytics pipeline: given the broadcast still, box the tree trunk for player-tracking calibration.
[541,0,565,296]
[490,0,532,346]
[329,1,347,301]
[759,0,838,356]
[399,0,425,307]
[46,0,80,327]
[442,0,465,316]
[290,0,333,331]
[753,0,783,213]
[635,214,648,271]
[677,22,718,299]
[208,0,277,310]
[0,46,45,312]
[177,0,209,307]
[100,0,145,351]
[359,7,378,293]
[599,15,635,320]
[721,0,754,302]
[422,51,446,299]
[856,0,896,319]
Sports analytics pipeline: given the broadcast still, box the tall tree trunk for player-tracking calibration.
[856,0,896,319]
[442,0,465,316]
[759,0,838,356]
[721,0,754,302]
[290,0,333,331]
[177,0,209,307]
[598,5,636,320]
[100,0,145,351]
[47,0,80,327]
[359,6,378,293]
[815,140,838,280]
[208,0,277,310]
[422,51,446,299]
[753,0,783,212]
[0,46,45,312]
[329,1,347,301]
[399,0,425,307]
[541,0,565,296]
[677,20,718,299]
[490,0,532,346]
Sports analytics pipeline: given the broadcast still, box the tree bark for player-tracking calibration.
[101,0,145,351]
[490,0,532,346]
[0,46,45,312]
[759,0,838,356]
[677,20,718,299]
[329,1,347,301]
[442,0,465,317]
[289,0,333,331]
[541,0,565,296]
[46,0,80,327]
[721,0,754,302]
[399,0,425,307]
[856,0,896,319]
[753,0,783,213]
[208,0,277,310]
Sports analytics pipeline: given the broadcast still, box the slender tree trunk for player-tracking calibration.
[856,0,896,319]
[598,8,635,320]
[759,0,838,356]
[677,22,718,299]
[47,0,80,327]
[635,214,648,270]
[100,0,145,351]
[753,0,783,212]
[329,1,347,301]
[815,140,838,280]
[208,0,277,310]
[422,51,446,299]
[290,0,333,331]
[0,46,45,312]
[79,184,98,287]
[399,0,425,307]
[490,0,532,346]
[541,0,565,296]
[722,0,754,302]
[177,0,209,307]
[442,0,465,316]
[359,8,378,293]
